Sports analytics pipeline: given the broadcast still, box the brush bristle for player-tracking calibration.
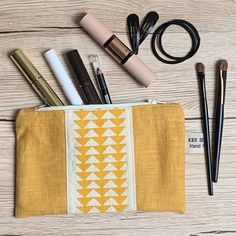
[219,60,228,71]
[196,63,205,73]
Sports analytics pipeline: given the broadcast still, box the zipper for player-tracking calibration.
[37,99,169,111]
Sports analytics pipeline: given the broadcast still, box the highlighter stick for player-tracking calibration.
[44,49,83,105]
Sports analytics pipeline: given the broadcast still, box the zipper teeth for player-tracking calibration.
[36,100,173,111]
[37,102,149,111]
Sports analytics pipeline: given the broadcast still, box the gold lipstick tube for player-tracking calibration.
[10,49,64,106]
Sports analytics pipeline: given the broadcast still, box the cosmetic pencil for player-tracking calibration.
[196,62,213,195]
[90,55,112,104]
[213,60,228,183]
[66,50,102,104]
[44,49,84,105]
[96,68,112,104]
[10,49,64,106]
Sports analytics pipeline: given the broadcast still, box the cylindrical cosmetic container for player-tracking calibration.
[80,13,156,87]
[44,49,83,105]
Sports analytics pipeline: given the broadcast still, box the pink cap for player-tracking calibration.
[80,13,113,46]
[80,13,156,87]
[123,55,156,87]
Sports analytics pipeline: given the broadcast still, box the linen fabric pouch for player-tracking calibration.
[15,103,185,217]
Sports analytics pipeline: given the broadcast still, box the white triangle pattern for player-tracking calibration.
[85,121,99,129]
[67,108,135,214]
[85,156,100,164]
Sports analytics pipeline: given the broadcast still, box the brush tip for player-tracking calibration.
[219,59,228,71]
[196,62,205,73]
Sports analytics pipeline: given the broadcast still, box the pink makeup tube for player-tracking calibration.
[80,13,156,87]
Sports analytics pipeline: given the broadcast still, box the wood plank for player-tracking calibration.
[1,0,236,235]
[0,29,236,120]
[0,119,235,235]
[0,0,235,32]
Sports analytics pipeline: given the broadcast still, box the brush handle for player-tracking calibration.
[199,76,213,195]
[213,72,227,182]
[213,104,224,182]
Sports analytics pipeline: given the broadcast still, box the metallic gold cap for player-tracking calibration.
[10,49,41,84]
[10,49,64,106]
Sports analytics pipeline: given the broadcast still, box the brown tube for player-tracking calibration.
[66,50,102,104]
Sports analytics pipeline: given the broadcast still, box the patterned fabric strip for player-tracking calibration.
[66,107,136,214]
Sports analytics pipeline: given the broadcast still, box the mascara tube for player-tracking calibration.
[80,13,156,87]
[44,49,84,105]
[10,49,64,106]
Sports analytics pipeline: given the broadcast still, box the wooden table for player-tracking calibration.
[0,1,236,235]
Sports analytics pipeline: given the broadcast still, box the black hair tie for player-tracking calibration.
[151,19,201,64]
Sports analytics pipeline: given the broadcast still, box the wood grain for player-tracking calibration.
[0,0,236,235]
[0,29,236,120]
[0,0,235,32]
[0,120,235,235]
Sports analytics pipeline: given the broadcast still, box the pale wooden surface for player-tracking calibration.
[0,0,236,235]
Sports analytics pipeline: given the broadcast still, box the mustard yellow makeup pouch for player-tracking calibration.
[15,103,185,217]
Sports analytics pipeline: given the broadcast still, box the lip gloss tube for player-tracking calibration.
[80,13,156,87]
[66,50,102,104]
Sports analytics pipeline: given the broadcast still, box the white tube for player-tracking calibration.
[44,49,83,105]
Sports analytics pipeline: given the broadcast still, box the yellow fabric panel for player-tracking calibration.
[15,108,67,217]
[73,109,130,213]
[132,104,185,212]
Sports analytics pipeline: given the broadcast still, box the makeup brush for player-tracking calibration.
[196,62,213,195]
[213,59,228,183]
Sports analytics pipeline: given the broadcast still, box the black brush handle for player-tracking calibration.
[213,104,224,182]
[213,72,226,182]
[199,75,213,195]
